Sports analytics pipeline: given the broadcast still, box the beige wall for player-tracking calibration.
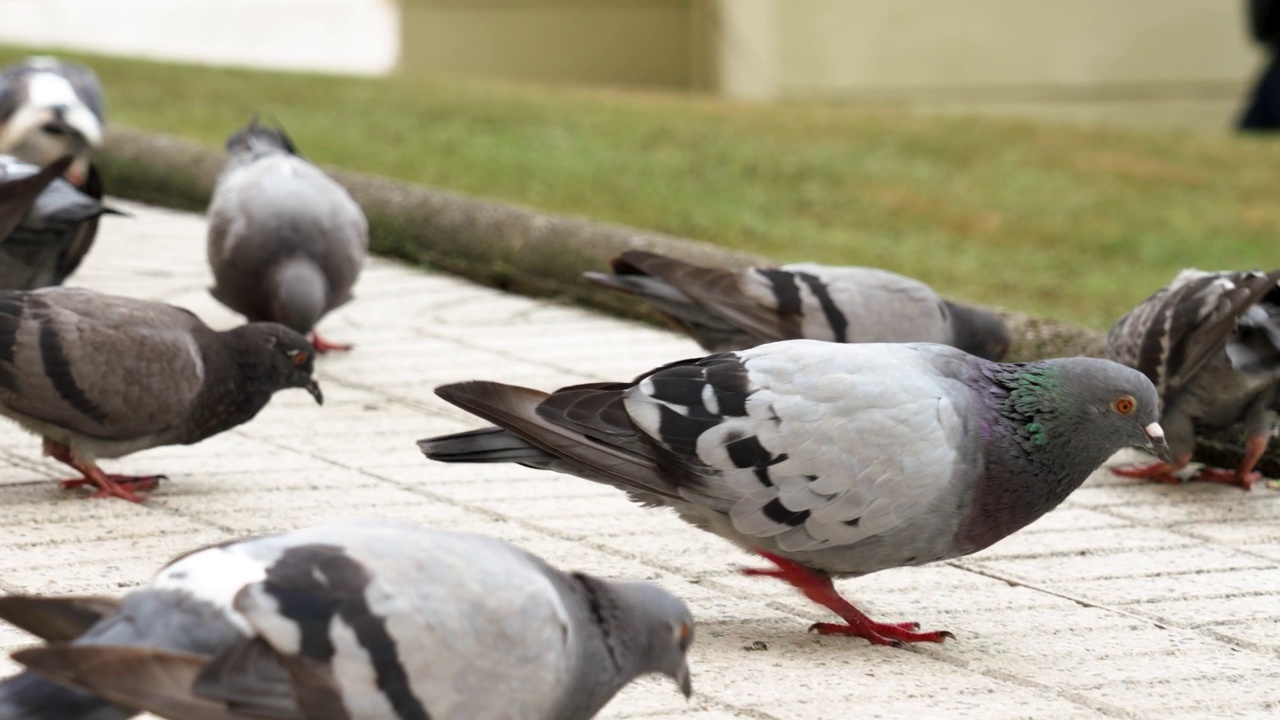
[401,0,703,89]
[399,0,1267,129]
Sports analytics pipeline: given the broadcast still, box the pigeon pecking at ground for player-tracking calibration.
[0,287,322,502]
[584,250,1011,360]
[0,56,105,189]
[0,154,121,290]
[1106,268,1280,489]
[420,340,1169,645]
[207,116,369,353]
[0,520,695,720]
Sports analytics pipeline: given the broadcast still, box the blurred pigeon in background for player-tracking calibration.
[1107,268,1280,489]
[207,117,368,353]
[0,56,105,189]
[0,287,321,501]
[585,250,1010,360]
[0,154,121,290]
[0,521,695,720]
[421,340,1167,645]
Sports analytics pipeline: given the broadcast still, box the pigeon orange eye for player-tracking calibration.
[1113,396,1136,415]
[292,351,309,366]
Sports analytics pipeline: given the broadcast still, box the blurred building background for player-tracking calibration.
[0,0,1264,130]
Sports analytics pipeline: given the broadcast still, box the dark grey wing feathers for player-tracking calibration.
[0,594,121,642]
[192,637,301,719]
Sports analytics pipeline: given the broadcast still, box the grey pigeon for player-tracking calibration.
[0,56,105,188]
[0,154,120,289]
[207,117,368,353]
[0,520,695,720]
[585,250,1011,360]
[0,287,322,502]
[1106,268,1280,489]
[420,340,1168,645]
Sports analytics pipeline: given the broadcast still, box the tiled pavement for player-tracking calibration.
[2,201,1280,719]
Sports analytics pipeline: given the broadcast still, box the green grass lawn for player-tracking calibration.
[4,45,1279,329]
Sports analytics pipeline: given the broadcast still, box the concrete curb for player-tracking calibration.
[94,127,1271,476]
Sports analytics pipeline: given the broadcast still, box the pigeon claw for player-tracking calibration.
[744,550,952,646]
[1192,467,1262,491]
[58,473,163,503]
[808,621,952,646]
[308,332,353,354]
[1109,459,1188,484]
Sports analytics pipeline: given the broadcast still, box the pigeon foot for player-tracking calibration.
[1110,451,1192,485]
[309,332,353,353]
[1193,467,1262,490]
[58,474,163,502]
[43,439,160,502]
[743,550,952,646]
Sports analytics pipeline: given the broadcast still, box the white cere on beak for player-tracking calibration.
[1145,422,1165,441]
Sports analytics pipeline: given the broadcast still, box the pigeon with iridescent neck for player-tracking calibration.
[420,340,1168,645]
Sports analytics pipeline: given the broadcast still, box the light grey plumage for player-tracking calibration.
[207,118,368,352]
[0,56,104,187]
[1106,268,1280,489]
[0,154,119,289]
[421,340,1168,644]
[0,287,322,501]
[0,521,695,720]
[584,250,1010,360]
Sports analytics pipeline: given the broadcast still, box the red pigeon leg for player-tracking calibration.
[742,550,953,646]
[1110,453,1192,484]
[308,331,353,354]
[42,440,162,503]
[1193,433,1268,490]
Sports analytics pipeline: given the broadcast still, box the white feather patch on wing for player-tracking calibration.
[152,547,268,635]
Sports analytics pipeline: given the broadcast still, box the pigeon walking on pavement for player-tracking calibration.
[0,287,322,502]
[1106,268,1280,489]
[207,117,368,353]
[0,521,695,720]
[420,340,1168,645]
[0,154,121,289]
[585,250,1011,360]
[0,56,105,189]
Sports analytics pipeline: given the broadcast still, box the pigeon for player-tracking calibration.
[0,154,120,290]
[207,117,368,353]
[0,56,105,188]
[419,340,1169,645]
[584,250,1011,360]
[0,287,322,502]
[0,520,695,720]
[1106,268,1280,489]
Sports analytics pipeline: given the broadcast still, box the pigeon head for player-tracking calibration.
[945,301,1011,361]
[231,323,323,405]
[225,116,299,158]
[605,579,695,699]
[990,357,1170,468]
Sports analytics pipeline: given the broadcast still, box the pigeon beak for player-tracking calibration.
[305,379,324,405]
[673,660,692,699]
[1143,422,1172,464]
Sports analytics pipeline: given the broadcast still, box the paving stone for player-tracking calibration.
[1,199,1278,719]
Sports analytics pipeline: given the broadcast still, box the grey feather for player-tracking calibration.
[585,250,1010,360]
[1,521,695,720]
[0,154,119,289]
[207,117,368,338]
[421,340,1167,633]
[0,287,322,499]
[1106,267,1280,470]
